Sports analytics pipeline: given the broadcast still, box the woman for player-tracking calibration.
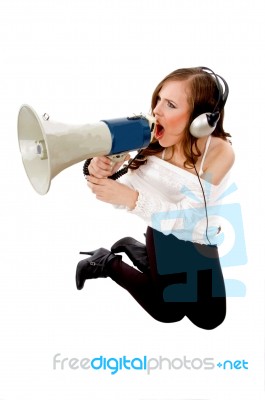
[76,67,235,330]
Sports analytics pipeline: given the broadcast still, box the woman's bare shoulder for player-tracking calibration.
[203,137,235,185]
[210,137,235,160]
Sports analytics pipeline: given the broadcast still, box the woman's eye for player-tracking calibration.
[167,101,176,109]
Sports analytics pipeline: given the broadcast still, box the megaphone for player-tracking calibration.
[17,104,156,195]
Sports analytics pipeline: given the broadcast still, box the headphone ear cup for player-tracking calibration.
[189,112,220,138]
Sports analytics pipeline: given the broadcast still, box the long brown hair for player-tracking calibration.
[129,67,231,170]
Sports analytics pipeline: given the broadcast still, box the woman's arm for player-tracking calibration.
[87,173,211,240]
[129,186,208,234]
[87,175,139,210]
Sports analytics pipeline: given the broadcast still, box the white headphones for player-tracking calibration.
[189,67,229,138]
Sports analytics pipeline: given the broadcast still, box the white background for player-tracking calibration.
[0,0,264,399]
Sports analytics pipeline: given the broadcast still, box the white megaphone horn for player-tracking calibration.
[17,104,156,195]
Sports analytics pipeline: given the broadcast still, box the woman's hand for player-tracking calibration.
[87,175,138,210]
[88,155,130,178]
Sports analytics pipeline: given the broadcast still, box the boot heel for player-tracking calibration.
[76,248,120,290]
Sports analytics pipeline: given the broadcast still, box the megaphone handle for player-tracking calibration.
[83,149,143,181]
[82,155,129,181]
[109,148,144,180]
[108,152,128,163]
[83,153,128,175]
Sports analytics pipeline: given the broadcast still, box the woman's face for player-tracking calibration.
[153,79,191,147]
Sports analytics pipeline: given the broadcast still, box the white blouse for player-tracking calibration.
[116,151,232,245]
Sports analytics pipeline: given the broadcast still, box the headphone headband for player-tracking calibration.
[189,67,229,138]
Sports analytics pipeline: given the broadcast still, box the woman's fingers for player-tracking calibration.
[88,157,113,178]
[88,155,128,178]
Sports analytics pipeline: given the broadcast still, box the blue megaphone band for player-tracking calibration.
[101,116,151,155]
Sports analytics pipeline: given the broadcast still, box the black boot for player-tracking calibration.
[111,237,149,273]
[76,248,121,290]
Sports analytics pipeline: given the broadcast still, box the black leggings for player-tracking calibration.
[108,227,226,330]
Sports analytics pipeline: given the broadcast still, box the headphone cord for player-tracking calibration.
[191,143,212,246]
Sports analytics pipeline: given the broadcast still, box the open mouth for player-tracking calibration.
[155,123,164,140]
